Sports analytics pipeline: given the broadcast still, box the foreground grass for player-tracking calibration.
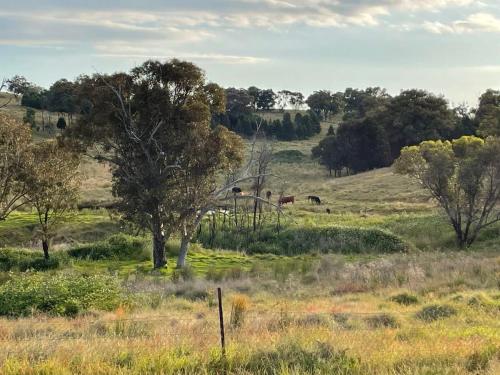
[0,263,498,374]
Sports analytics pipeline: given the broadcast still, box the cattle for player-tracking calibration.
[307,195,321,205]
[266,190,272,200]
[326,208,331,214]
[232,186,242,194]
[279,195,295,205]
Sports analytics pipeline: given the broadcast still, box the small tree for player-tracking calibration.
[0,113,32,220]
[394,136,500,247]
[25,140,80,258]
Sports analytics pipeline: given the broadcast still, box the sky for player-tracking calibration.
[1,0,500,106]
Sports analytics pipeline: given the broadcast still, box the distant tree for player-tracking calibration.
[395,136,500,247]
[276,90,293,111]
[312,135,345,176]
[476,90,500,137]
[382,89,455,159]
[6,75,31,97]
[23,108,36,128]
[47,79,77,125]
[256,89,276,110]
[289,92,305,110]
[21,86,45,109]
[0,113,32,220]
[56,116,67,130]
[225,88,253,114]
[24,140,80,259]
[281,112,296,140]
[306,90,342,120]
[453,104,477,137]
[343,87,389,120]
[247,86,260,110]
[339,117,391,173]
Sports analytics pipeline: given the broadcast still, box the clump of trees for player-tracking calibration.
[394,136,500,247]
[312,88,484,175]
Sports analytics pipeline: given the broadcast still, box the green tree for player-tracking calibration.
[342,87,389,120]
[24,140,80,258]
[281,112,296,140]
[256,89,276,110]
[476,90,500,137]
[312,135,344,176]
[306,90,342,120]
[394,136,500,247]
[383,89,455,159]
[0,113,32,220]
[72,59,239,269]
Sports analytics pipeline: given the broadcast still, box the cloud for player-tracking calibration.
[423,12,500,33]
[92,41,269,64]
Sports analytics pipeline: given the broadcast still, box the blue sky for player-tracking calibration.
[1,0,500,105]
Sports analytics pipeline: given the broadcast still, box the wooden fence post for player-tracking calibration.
[217,287,226,356]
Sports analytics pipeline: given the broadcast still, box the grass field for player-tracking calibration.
[0,102,498,374]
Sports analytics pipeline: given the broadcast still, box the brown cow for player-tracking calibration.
[279,195,295,205]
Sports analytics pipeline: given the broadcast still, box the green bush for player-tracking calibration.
[197,225,408,255]
[0,273,122,317]
[390,293,419,306]
[68,234,149,261]
[0,248,61,271]
[415,304,457,322]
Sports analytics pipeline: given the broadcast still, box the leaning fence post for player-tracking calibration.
[217,287,226,356]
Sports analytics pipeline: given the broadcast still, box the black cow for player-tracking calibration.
[307,195,321,205]
[232,186,242,194]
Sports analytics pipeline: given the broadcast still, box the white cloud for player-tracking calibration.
[92,41,269,64]
[423,12,500,33]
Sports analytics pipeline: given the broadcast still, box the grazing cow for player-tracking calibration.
[326,208,331,214]
[266,190,272,200]
[307,195,321,205]
[232,186,242,194]
[279,195,295,205]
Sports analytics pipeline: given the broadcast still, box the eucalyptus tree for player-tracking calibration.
[71,59,241,269]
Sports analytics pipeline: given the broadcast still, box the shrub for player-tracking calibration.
[197,225,408,256]
[0,248,61,271]
[465,346,498,372]
[0,273,122,317]
[171,266,194,283]
[230,294,249,328]
[415,304,457,322]
[365,313,399,329]
[390,293,419,306]
[68,234,149,261]
[244,341,360,374]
